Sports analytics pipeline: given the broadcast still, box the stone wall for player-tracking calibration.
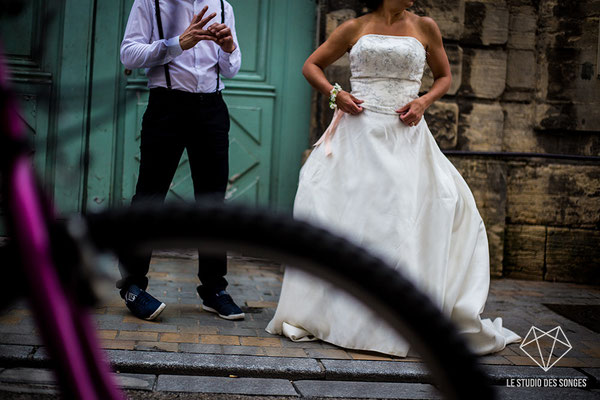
[309,0,600,284]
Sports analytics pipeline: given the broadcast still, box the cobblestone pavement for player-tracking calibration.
[0,256,599,398]
[0,255,599,366]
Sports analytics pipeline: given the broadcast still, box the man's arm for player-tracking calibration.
[209,3,241,78]
[120,0,184,70]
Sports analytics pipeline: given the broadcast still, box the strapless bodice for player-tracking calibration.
[349,34,426,114]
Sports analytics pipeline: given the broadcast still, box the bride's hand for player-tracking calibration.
[336,91,364,115]
[396,98,426,126]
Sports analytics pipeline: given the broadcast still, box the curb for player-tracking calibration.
[0,344,592,386]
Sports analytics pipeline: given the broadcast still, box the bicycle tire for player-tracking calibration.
[84,201,495,400]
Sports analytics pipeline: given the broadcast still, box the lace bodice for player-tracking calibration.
[349,34,426,114]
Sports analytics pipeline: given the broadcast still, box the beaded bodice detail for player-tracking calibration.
[349,34,426,115]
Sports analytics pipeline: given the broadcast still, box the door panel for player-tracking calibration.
[225,94,274,203]
[1,0,95,236]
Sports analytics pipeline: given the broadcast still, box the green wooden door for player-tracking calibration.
[0,0,97,221]
[1,0,316,231]
[96,0,316,211]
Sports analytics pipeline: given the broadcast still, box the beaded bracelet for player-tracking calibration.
[329,83,342,109]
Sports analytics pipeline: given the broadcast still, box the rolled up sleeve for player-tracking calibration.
[120,0,184,69]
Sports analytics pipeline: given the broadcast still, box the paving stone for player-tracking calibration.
[94,313,125,323]
[155,375,298,396]
[239,337,280,347]
[96,321,142,331]
[0,334,42,346]
[294,380,441,399]
[0,383,58,396]
[161,333,199,343]
[102,340,136,350]
[322,360,430,383]
[201,335,240,346]
[304,348,351,360]
[0,345,33,363]
[138,324,179,333]
[31,347,48,362]
[0,368,55,384]
[115,372,156,391]
[347,351,395,361]
[263,348,307,358]
[221,345,265,356]
[178,343,223,354]
[0,314,23,325]
[495,386,598,399]
[117,330,158,342]
[217,327,258,337]
[135,341,178,353]
[97,330,118,340]
[106,350,323,379]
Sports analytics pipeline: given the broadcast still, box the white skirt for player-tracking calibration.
[265,108,521,357]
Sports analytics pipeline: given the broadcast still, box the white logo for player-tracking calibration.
[520,326,572,371]
[126,292,137,303]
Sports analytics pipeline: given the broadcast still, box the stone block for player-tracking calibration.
[501,102,537,152]
[535,102,600,133]
[508,6,537,50]
[532,132,600,157]
[420,43,463,95]
[447,157,507,276]
[502,91,535,102]
[321,359,429,382]
[412,0,466,40]
[457,101,504,151]
[156,375,298,396]
[503,224,546,280]
[506,162,600,228]
[506,50,536,90]
[462,1,509,45]
[545,227,600,284]
[294,380,440,399]
[460,48,507,99]
[325,9,356,39]
[424,100,459,149]
[535,8,600,125]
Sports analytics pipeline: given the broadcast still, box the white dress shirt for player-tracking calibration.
[121,0,241,93]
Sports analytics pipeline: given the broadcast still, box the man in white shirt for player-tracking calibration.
[118,0,244,322]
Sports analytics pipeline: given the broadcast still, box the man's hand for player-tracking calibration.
[179,6,218,51]
[207,23,236,53]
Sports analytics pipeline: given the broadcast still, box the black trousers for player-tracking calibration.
[117,87,230,300]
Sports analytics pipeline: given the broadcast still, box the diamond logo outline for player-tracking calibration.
[519,325,572,371]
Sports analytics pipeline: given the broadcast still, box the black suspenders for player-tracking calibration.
[154,0,225,92]
[215,0,225,92]
[154,0,171,89]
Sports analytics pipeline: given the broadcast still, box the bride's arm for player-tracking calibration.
[419,17,452,108]
[302,19,365,115]
[396,16,451,126]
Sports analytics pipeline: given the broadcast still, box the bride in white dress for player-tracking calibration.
[266,0,521,357]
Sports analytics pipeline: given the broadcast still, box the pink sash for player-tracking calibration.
[313,108,344,157]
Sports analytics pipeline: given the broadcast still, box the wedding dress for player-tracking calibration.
[265,34,521,357]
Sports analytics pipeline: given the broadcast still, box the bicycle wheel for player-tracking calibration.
[84,200,495,400]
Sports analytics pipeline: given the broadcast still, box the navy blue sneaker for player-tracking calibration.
[124,284,166,321]
[201,290,245,320]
